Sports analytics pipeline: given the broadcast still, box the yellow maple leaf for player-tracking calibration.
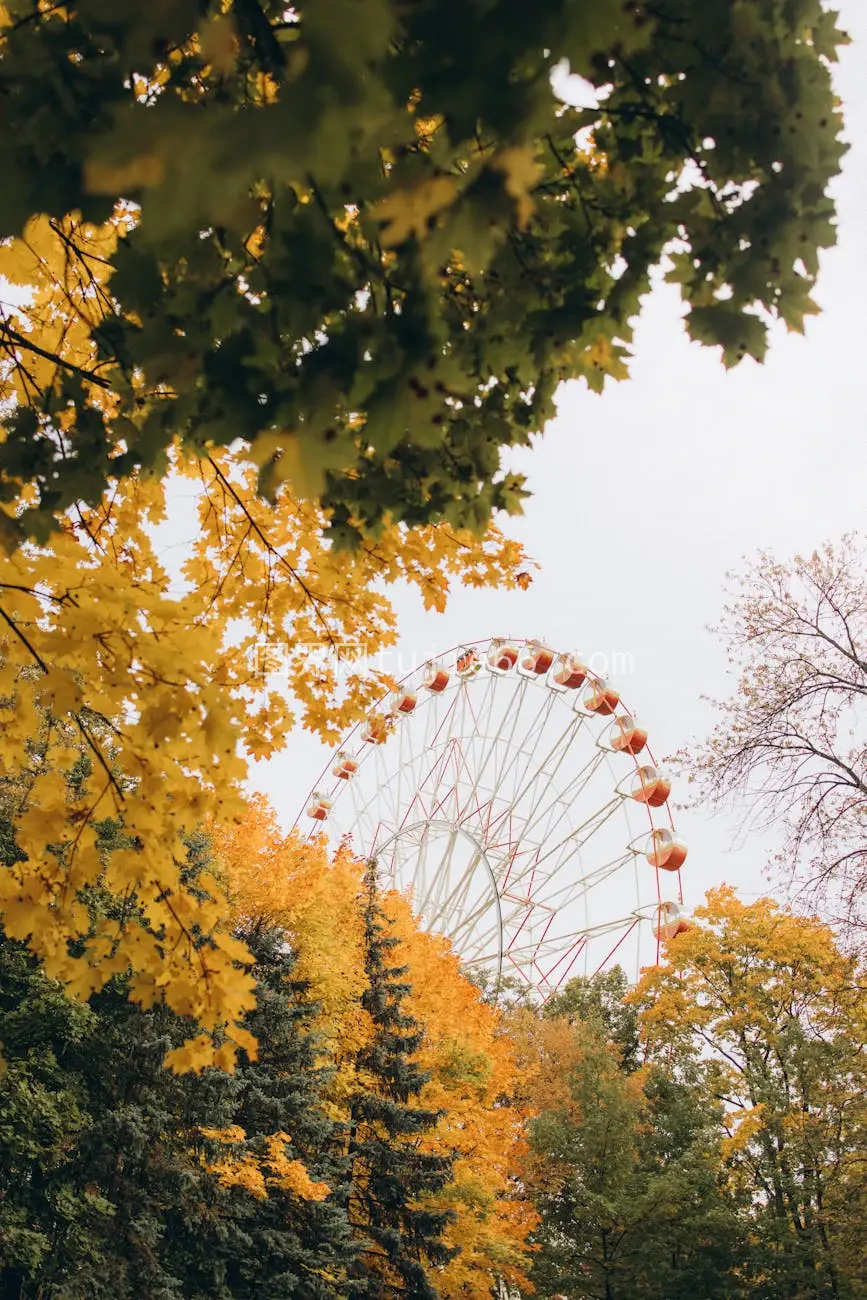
[164,1033,220,1075]
[225,1023,259,1059]
[35,667,83,716]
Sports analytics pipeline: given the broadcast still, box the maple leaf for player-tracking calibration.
[374,175,459,246]
[491,146,543,230]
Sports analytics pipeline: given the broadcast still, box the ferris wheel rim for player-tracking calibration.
[294,635,688,992]
[298,635,674,823]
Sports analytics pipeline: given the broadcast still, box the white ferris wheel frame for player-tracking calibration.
[294,637,687,995]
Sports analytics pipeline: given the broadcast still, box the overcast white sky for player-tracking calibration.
[252,2,867,918]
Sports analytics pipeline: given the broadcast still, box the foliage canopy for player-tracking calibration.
[636,887,867,1299]
[0,0,849,543]
[0,457,526,1068]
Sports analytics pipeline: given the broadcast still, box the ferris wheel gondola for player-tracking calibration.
[295,637,689,995]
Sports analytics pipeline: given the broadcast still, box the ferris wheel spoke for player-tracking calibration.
[473,676,539,815]
[531,851,634,912]
[534,794,624,870]
[423,847,492,933]
[505,914,637,964]
[487,688,559,818]
[448,904,504,959]
[415,745,451,819]
[413,827,463,919]
[437,899,498,954]
[507,746,609,847]
[498,796,621,900]
[400,820,433,909]
[504,705,588,819]
[299,637,686,994]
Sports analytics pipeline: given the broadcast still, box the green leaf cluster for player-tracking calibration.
[529,976,748,1300]
[0,0,849,542]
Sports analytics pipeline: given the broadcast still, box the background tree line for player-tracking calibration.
[3,781,865,1298]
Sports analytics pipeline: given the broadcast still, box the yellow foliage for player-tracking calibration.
[0,437,527,1068]
[263,1131,330,1201]
[0,487,257,1068]
[387,896,537,1295]
[634,885,855,1050]
[215,801,536,1295]
[0,157,527,1076]
[719,1104,766,1162]
[414,113,446,148]
[633,886,867,1236]
[199,1125,329,1201]
[0,210,134,411]
[0,52,531,1087]
[214,799,373,1103]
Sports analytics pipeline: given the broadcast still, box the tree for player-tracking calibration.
[543,966,641,1073]
[0,0,848,542]
[386,892,536,1299]
[683,536,867,932]
[0,446,528,1069]
[216,800,537,1297]
[341,862,455,1297]
[0,937,106,1292]
[635,887,867,1300]
[511,977,746,1300]
[0,814,358,1298]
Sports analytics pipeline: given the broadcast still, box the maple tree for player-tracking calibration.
[0,0,849,543]
[0,453,527,1070]
[634,887,867,1299]
[683,536,867,934]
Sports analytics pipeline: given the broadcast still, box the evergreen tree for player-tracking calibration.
[0,810,357,1298]
[216,922,358,1298]
[344,862,455,1298]
[0,936,109,1294]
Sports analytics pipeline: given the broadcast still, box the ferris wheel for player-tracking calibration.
[296,638,689,995]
